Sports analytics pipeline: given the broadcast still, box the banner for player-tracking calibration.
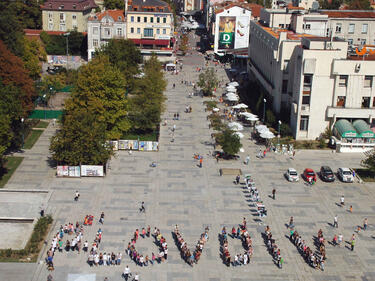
[119,140,128,150]
[68,166,81,177]
[219,16,236,49]
[109,140,119,151]
[57,166,69,177]
[235,16,250,49]
[81,165,104,177]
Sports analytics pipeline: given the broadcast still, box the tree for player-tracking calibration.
[0,40,36,114]
[320,0,343,9]
[23,38,47,80]
[216,128,242,156]
[197,68,219,96]
[0,7,25,57]
[98,39,142,88]
[104,0,125,9]
[65,56,131,139]
[1,0,42,30]
[0,114,12,165]
[50,110,113,165]
[361,151,375,175]
[40,31,87,56]
[347,0,372,10]
[129,54,166,132]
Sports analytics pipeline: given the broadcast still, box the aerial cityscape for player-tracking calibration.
[0,0,375,280]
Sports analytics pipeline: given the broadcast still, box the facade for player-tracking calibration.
[125,0,174,59]
[41,0,98,32]
[248,20,375,140]
[87,10,126,60]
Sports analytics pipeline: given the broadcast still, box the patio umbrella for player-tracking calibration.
[246,116,259,121]
[227,96,239,102]
[234,132,244,138]
[255,124,267,131]
[226,89,237,93]
[212,107,220,112]
[258,127,270,133]
[235,103,248,109]
[228,122,244,131]
[239,112,254,118]
[260,131,275,139]
[226,85,236,91]
[228,81,239,87]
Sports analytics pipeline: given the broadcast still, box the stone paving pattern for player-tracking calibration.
[0,32,375,281]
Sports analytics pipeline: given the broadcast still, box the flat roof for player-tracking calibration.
[320,10,375,19]
[256,22,317,40]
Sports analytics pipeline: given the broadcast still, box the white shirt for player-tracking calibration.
[123,267,130,274]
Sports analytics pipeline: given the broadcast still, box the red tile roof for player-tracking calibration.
[321,10,375,18]
[41,0,97,12]
[88,10,125,21]
[215,2,263,17]
[287,3,305,10]
[24,29,87,37]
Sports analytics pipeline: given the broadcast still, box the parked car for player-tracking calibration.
[337,167,354,182]
[285,168,299,182]
[320,166,335,182]
[303,168,317,182]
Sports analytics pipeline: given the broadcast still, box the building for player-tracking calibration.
[87,10,126,60]
[41,0,98,32]
[248,20,375,143]
[125,0,175,60]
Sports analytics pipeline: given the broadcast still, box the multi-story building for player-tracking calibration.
[125,0,174,60]
[87,10,126,60]
[41,0,98,32]
[248,20,375,143]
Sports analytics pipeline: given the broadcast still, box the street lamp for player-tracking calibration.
[263,98,267,123]
[21,118,24,149]
[64,32,70,69]
[43,94,47,119]
[278,120,282,144]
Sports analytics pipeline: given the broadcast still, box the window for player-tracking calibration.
[305,24,311,30]
[93,39,98,47]
[362,24,368,34]
[364,76,372,88]
[48,12,53,19]
[303,75,312,91]
[131,16,134,22]
[104,28,110,36]
[279,24,284,28]
[144,17,147,23]
[130,27,134,33]
[117,28,122,37]
[72,14,77,20]
[283,60,289,72]
[144,28,153,37]
[163,17,166,23]
[348,23,355,34]
[337,96,346,107]
[302,92,310,105]
[373,97,375,107]
[348,38,353,45]
[157,17,160,23]
[137,28,141,34]
[59,13,65,22]
[72,23,77,29]
[163,28,166,34]
[335,23,342,33]
[156,28,160,34]
[150,17,154,23]
[338,75,347,87]
[48,23,54,30]
[282,80,288,93]
[93,27,99,35]
[362,97,370,108]
[59,24,66,31]
[137,17,141,22]
[361,39,366,45]
[300,116,309,131]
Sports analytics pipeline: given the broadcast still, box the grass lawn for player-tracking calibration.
[24,130,43,149]
[33,120,49,128]
[0,156,24,188]
[121,131,159,141]
[354,168,375,182]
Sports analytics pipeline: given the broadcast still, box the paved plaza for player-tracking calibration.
[0,32,375,281]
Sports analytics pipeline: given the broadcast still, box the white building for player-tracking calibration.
[87,10,126,60]
[248,20,375,144]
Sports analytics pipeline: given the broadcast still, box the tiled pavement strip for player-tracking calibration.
[0,32,375,281]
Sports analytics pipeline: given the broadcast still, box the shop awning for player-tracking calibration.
[353,119,375,138]
[334,119,358,138]
[129,39,169,46]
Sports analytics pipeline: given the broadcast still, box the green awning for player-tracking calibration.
[353,120,375,138]
[334,119,358,138]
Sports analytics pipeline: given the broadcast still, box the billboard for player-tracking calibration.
[235,16,250,49]
[218,16,236,49]
[81,165,104,177]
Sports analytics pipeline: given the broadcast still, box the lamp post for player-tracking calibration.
[278,120,282,145]
[43,94,47,119]
[263,98,266,123]
[21,118,24,149]
[64,32,70,69]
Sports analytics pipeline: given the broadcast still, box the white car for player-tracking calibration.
[337,168,354,182]
[286,168,299,182]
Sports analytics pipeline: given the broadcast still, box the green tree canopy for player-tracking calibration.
[104,0,125,9]
[50,109,113,165]
[65,56,131,139]
[216,128,242,156]
[97,39,142,88]
[197,68,219,96]
[347,0,372,10]
[0,6,25,57]
[361,151,375,175]
[23,38,47,80]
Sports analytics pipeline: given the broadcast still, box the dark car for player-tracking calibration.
[303,168,317,182]
[320,166,335,182]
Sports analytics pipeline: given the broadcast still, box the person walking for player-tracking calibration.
[364,218,368,230]
[199,157,203,168]
[333,215,338,228]
[289,216,294,228]
[235,175,240,185]
[351,235,355,251]
[123,265,131,281]
[245,155,250,165]
[74,191,80,201]
[272,189,276,200]
[338,233,343,246]
[99,212,104,224]
[340,195,345,207]
[140,202,145,213]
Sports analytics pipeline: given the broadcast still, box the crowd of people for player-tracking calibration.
[220,218,253,267]
[263,225,284,268]
[173,224,209,266]
[126,227,168,266]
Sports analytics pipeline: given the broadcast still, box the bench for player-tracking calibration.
[219,168,242,176]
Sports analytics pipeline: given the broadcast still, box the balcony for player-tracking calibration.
[300,104,310,113]
[326,106,374,118]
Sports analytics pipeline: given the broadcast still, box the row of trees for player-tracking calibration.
[50,39,166,165]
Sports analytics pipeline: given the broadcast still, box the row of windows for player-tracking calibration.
[130,16,167,24]
[49,13,77,22]
[337,96,375,108]
[130,27,167,36]
[336,23,368,34]
[338,75,373,88]
[92,27,123,37]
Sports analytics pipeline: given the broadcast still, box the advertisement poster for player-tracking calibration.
[146,141,153,151]
[139,141,145,151]
[152,142,159,151]
[109,140,118,151]
[128,140,139,150]
[219,16,236,49]
[68,166,81,177]
[81,165,104,177]
[56,166,69,177]
[119,140,128,150]
[235,16,250,49]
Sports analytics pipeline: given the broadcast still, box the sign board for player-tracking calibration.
[81,165,104,177]
[218,16,236,49]
[234,16,250,49]
[57,166,69,177]
[68,166,81,177]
